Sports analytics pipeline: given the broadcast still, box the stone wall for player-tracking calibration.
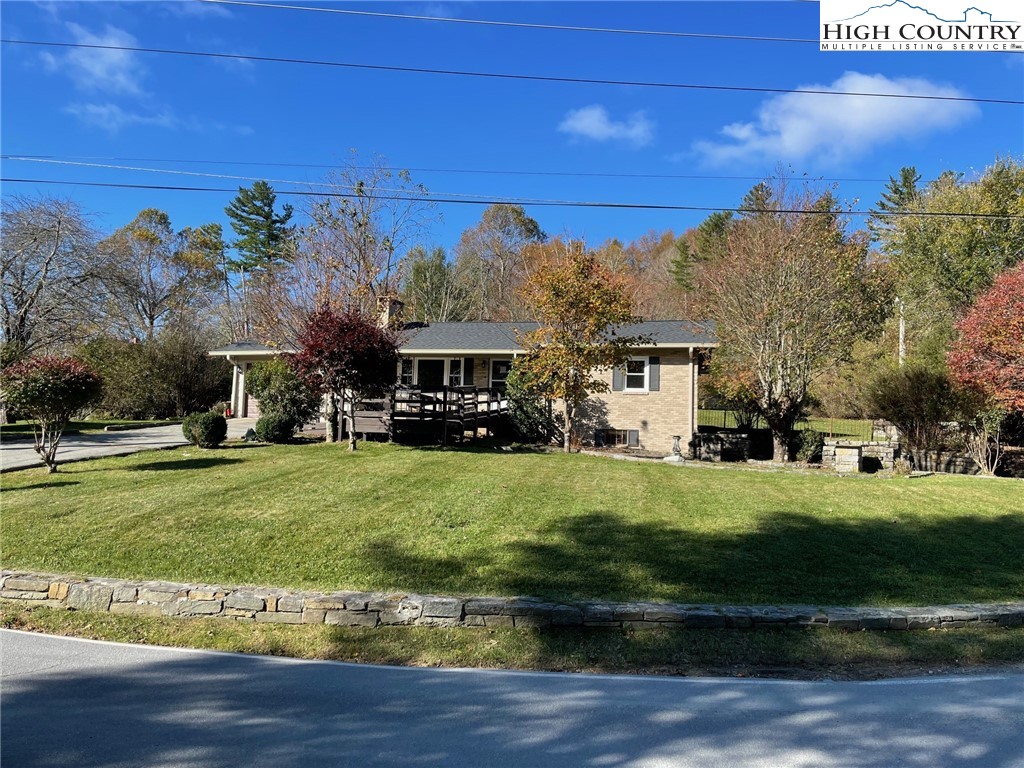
[690,432,751,462]
[3,570,1021,632]
[822,440,899,473]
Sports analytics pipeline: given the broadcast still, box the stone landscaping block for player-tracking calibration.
[277,595,304,613]
[7,577,51,592]
[304,595,348,611]
[483,615,515,628]
[1,590,49,600]
[255,610,304,624]
[138,588,179,603]
[224,607,256,619]
[48,582,71,601]
[188,589,227,601]
[513,615,550,628]
[505,599,557,617]
[324,610,379,627]
[378,601,422,626]
[225,593,265,612]
[906,614,940,629]
[583,621,621,628]
[416,616,461,627]
[549,606,583,626]
[463,614,486,627]
[581,603,614,623]
[302,609,327,624]
[109,602,163,617]
[685,610,726,629]
[612,606,646,621]
[464,598,507,616]
[343,593,375,611]
[644,607,686,622]
[112,586,138,603]
[68,583,113,612]
[167,600,223,616]
[264,596,278,612]
[420,597,463,619]
[859,614,892,630]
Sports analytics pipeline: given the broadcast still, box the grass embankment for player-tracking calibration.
[4,601,1022,680]
[2,442,1021,607]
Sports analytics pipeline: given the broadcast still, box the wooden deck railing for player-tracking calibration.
[347,386,509,445]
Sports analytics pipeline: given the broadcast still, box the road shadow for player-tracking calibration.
[4,634,1022,767]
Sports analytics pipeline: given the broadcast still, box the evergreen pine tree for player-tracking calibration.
[868,166,921,243]
[224,181,295,271]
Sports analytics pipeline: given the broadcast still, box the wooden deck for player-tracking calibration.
[345,386,510,445]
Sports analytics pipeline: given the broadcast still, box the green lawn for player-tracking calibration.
[0,419,179,439]
[1,442,1021,607]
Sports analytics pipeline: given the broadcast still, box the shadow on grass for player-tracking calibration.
[133,457,244,471]
[0,480,80,492]
[360,510,1024,608]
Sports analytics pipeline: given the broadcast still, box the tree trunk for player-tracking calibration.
[347,397,358,451]
[562,402,573,453]
[771,431,790,463]
[325,393,339,443]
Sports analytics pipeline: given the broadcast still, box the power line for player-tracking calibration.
[5,177,1022,219]
[3,39,1020,105]
[198,0,820,44]
[0,154,904,184]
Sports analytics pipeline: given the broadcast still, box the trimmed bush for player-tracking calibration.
[255,412,296,444]
[794,429,825,463]
[181,412,227,448]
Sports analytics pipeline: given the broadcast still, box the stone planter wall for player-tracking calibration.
[691,432,751,462]
[3,570,1022,632]
[822,440,899,473]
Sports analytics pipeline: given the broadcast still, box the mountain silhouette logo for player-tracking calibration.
[829,1,1017,23]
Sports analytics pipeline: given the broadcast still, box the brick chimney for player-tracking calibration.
[376,295,405,329]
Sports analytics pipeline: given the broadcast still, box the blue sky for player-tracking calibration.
[2,0,1022,250]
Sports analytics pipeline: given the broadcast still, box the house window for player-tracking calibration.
[625,357,648,391]
[596,429,640,448]
[400,358,413,387]
[490,359,512,391]
[448,358,463,387]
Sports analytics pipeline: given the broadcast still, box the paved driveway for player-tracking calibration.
[0,419,258,472]
[2,630,1023,767]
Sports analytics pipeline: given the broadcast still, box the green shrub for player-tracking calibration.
[181,412,227,448]
[505,368,559,443]
[255,412,295,444]
[246,358,320,428]
[866,365,963,451]
[793,429,825,463]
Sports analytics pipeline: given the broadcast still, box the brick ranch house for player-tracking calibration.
[210,319,717,453]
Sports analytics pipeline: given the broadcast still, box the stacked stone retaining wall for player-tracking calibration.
[3,571,1022,632]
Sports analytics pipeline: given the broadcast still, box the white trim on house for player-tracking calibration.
[399,342,716,356]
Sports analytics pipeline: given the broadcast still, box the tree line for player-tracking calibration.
[2,154,1021,467]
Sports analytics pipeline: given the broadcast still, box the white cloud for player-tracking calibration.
[42,22,146,95]
[693,72,978,166]
[65,103,177,134]
[558,105,655,147]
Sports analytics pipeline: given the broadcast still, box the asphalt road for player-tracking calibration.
[2,630,1023,767]
[0,419,257,472]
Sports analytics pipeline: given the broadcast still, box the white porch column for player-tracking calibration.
[238,363,248,417]
[228,357,241,418]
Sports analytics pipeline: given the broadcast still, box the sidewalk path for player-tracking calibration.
[0,419,258,472]
[3,630,1023,768]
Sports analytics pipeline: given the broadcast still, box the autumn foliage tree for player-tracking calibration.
[688,182,884,461]
[290,308,399,450]
[948,263,1024,412]
[1,356,102,472]
[514,242,646,452]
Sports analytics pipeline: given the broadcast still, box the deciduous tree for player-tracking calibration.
[947,262,1024,411]
[513,242,646,452]
[401,245,470,322]
[689,181,881,461]
[1,356,102,472]
[454,204,545,321]
[290,308,399,450]
[1,196,99,365]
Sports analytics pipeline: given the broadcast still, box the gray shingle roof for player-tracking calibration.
[399,320,715,352]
